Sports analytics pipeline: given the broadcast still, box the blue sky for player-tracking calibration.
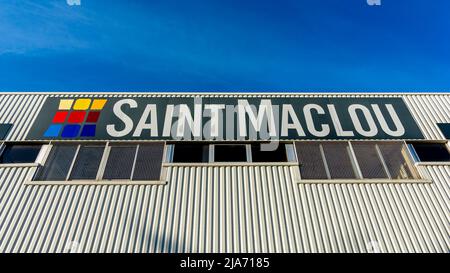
[0,0,449,92]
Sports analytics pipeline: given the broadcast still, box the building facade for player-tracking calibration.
[0,92,448,253]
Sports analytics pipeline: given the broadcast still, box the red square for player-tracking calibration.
[68,111,86,123]
[86,111,100,123]
[52,111,68,123]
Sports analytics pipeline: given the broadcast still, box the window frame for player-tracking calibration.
[26,141,167,185]
[67,143,106,181]
[437,123,450,139]
[0,141,46,167]
[99,144,139,180]
[295,140,429,184]
[212,144,250,163]
[2,139,429,185]
[407,141,450,166]
[163,142,298,166]
[250,143,293,163]
[167,142,211,163]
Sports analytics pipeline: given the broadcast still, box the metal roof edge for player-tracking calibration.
[0,91,449,96]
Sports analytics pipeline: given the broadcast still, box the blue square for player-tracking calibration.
[61,125,81,138]
[80,124,96,137]
[44,124,62,137]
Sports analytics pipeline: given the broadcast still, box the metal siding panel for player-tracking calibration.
[83,185,108,252]
[403,95,450,140]
[0,93,449,253]
[1,93,447,142]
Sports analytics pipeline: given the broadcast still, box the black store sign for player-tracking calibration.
[26,96,424,141]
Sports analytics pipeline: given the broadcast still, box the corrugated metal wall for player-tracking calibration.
[403,95,450,140]
[0,93,449,253]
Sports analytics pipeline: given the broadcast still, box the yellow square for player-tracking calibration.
[73,99,92,110]
[58,99,74,110]
[90,99,107,110]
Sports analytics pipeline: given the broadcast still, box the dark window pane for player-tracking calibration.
[0,124,12,140]
[0,144,42,164]
[251,143,287,162]
[103,146,136,180]
[437,123,450,139]
[352,142,388,179]
[411,143,450,162]
[322,142,357,179]
[172,143,209,163]
[69,145,104,180]
[295,142,328,179]
[378,143,417,179]
[132,143,165,181]
[214,145,247,162]
[34,145,77,181]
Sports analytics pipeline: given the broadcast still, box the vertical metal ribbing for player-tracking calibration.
[0,94,449,253]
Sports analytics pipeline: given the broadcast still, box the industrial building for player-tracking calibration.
[0,92,448,253]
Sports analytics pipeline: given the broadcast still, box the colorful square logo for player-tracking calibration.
[44,98,107,138]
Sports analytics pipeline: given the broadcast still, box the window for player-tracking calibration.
[295,142,328,179]
[168,142,293,163]
[0,144,42,164]
[33,142,165,182]
[34,144,77,181]
[101,143,165,181]
[102,145,136,180]
[408,142,450,162]
[214,144,247,162]
[378,143,418,179]
[437,123,450,139]
[321,142,357,179]
[172,143,209,163]
[251,143,288,162]
[69,145,105,180]
[352,142,388,179]
[295,141,420,180]
[295,142,358,179]
[0,124,12,140]
[132,143,165,180]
